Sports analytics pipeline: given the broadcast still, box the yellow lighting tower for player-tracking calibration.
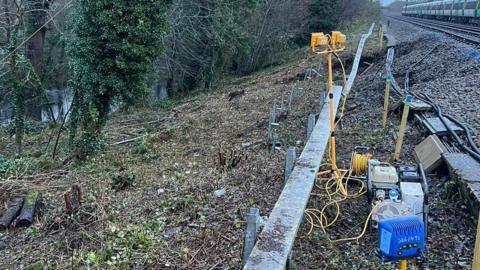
[311,31,346,172]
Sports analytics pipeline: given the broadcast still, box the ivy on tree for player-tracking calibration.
[66,0,171,158]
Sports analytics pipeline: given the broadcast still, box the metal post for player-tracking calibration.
[307,113,315,139]
[327,53,337,170]
[272,98,277,120]
[319,91,326,114]
[268,110,275,139]
[474,211,480,270]
[271,134,279,154]
[280,94,285,113]
[243,208,260,264]
[285,147,296,183]
[382,78,392,128]
[288,87,294,112]
[400,259,407,270]
[268,99,277,139]
[394,95,413,160]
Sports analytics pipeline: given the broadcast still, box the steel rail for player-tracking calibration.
[400,16,480,32]
[388,15,480,44]
[403,17,480,36]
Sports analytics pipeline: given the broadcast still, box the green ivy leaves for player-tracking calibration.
[66,0,172,158]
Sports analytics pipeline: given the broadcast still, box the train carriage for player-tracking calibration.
[403,0,480,24]
[465,0,479,17]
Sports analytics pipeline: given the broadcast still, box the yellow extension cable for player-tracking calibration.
[306,40,375,243]
[304,153,376,243]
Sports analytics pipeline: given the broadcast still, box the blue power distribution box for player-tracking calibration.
[378,216,425,262]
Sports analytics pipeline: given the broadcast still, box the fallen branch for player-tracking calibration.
[0,197,24,230]
[15,190,40,227]
[241,140,263,149]
[236,119,268,138]
[110,134,148,146]
[360,63,374,76]
[116,118,166,129]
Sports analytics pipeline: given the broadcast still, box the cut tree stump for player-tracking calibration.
[228,90,245,101]
[64,185,82,215]
[0,197,25,230]
[14,191,40,227]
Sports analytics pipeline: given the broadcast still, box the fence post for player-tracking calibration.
[271,134,279,154]
[268,98,278,139]
[382,78,392,128]
[307,113,316,139]
[394,95,413,160]
[285,147,296,183]
[268,109,275,139]
[379,28,384,50]
[319,91,326,114]
[288,86,294,112]
[243,208,260,264]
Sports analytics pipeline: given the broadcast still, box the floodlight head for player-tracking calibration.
[330,31,346,51]
[311,32,328,53]
[311,31,346,54]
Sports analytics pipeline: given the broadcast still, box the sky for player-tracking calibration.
[380,0,397,6]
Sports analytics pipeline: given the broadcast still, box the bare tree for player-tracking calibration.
[0,0,60,153]
[153,0,310,96]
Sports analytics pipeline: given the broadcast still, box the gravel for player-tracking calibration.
[385,12,480,146]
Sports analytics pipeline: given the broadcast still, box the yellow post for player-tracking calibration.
[400,259,407,270]
[328,52,337,170]
[310,31,345,174]
[473,212,480,270]
[382,78,391,128]
[380,29,384,50]
[394,95,413,160]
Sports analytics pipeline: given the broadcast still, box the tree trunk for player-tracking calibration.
[0,197,25,230]
[27,28,46,76]
[11,49,25,155]
[15,191,40,227]
[2,0,10,43]
[26,0,50,76]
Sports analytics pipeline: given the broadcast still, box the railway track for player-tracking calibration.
[388,15,480,45]
[386,44,480,163]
